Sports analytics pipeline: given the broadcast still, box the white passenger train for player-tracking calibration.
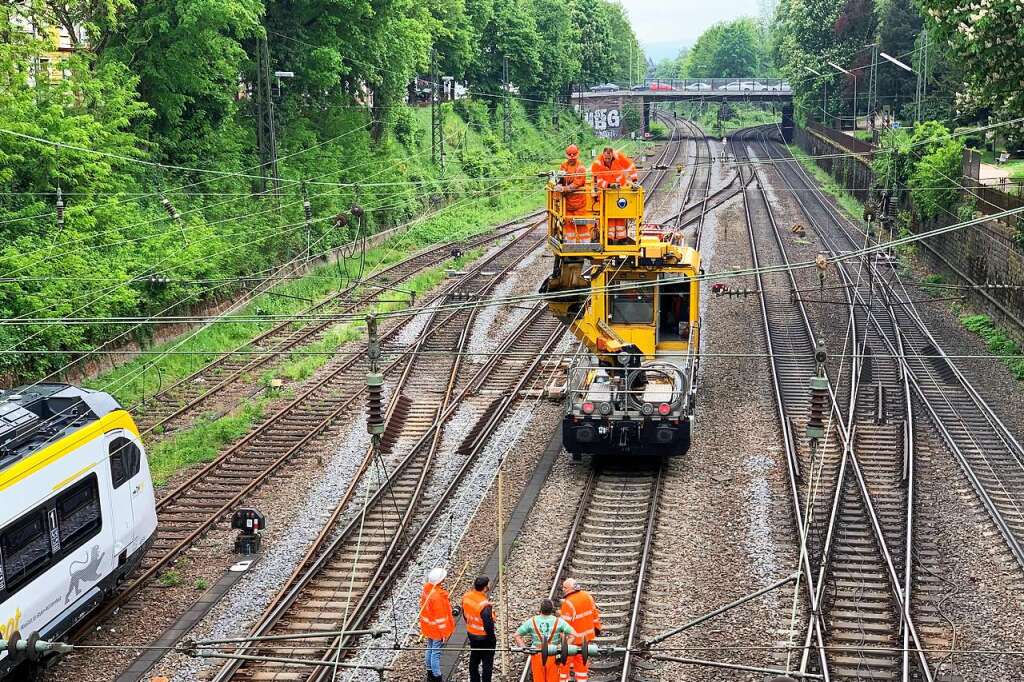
[0,384,156,678]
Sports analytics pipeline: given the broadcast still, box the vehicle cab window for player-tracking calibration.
[109,437,141,489]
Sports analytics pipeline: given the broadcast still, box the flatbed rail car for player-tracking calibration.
[0,384,156,679]
[541,177,701,457]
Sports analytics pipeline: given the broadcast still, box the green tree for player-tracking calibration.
[918,0,1024,137]
[685,18,765,79]
[102,0,262,162]
[529,0,582,99]
[466,0,541,93]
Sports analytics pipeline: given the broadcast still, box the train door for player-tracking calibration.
[106,434,140,566]
[657,277,691,347]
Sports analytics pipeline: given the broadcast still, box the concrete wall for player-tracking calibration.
[794,124,1024,343]
[575,95,644,139]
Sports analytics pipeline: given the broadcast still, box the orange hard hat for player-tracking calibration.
[566,145,579,156]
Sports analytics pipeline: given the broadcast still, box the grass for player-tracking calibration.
[960,314,1024,381]
[270,249,480,382]
[146,397,272,486]
[786,144,864,224]
[978,149,1024,182]
[921,273,944,297]
[85,188,547,408]
[158,570,182,587]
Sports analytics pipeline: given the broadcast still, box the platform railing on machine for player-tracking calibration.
[546,183,646,257]
[565,361,687,417]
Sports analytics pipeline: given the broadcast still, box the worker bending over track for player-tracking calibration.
[514,598,577,682]
[420,567,456,682]
[590,146,638,243]
[559,578,602,682]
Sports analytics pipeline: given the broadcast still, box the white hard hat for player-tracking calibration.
[427,567,448,584]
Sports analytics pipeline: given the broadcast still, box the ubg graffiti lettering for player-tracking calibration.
[585,109,621,132]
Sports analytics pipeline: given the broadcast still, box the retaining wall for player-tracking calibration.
[794,124,1024,343]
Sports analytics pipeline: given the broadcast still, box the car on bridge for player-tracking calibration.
[589,83,619,92]
[684,81,711,91]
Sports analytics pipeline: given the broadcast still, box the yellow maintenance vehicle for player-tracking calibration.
[541,176,701,457]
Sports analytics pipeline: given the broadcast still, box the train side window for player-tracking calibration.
[609,291,654,324]
[0,511,51,592]
[109,437,141,488]
[56,475,102,550]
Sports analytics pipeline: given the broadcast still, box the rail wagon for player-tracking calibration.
[542,177,700,457]
[0,384,156,679]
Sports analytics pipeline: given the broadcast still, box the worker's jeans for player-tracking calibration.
[426,638,444,677]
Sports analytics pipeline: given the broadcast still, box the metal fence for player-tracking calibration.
[584,78,792,94]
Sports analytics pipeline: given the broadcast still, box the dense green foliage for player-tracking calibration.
[0,0,624,382]
[918,0,1024,139]
[684,18,769,78]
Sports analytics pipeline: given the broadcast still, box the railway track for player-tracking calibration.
[756,129,1024,576]
[211,304,565,681]
[71,225,542,642]
[735,127,935,680]
[133,215,542,438]
[526,463,663,682]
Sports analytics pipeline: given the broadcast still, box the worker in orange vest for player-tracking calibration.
[514,598,576,682]
[559,578,602,682]
[420,567,456,682]
[461,575,497,682]
[557,144,590,243]
[590,147,638,244]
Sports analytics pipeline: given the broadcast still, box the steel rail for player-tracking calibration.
[134,215,542,436]
[761,129,1024,573]
[309,310,566,682]
[749,127,934,680]
[212,303,563,681]
[734,128,832,679]
[71,226,542,643]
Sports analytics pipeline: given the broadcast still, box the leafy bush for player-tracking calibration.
[960,313,1024,380]
[909,137,964,220]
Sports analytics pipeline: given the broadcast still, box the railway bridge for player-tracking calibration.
[577,77,792,138]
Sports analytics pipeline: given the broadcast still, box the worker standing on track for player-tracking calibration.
[513,598,577,682]
[590,146,638,244]
[420,567,456,682]
[559,578,602,682]
[462,575,497,682]
[558,144,589,243]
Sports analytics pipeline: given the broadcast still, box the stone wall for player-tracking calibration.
[794,124,1024,343]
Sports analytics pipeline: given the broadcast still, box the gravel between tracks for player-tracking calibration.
[639,190,804,680]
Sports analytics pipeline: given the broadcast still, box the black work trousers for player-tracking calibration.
[468,638,495,682]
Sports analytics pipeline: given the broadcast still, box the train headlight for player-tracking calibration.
[657,403,672,416]
[599,402,613,416]
[581,402,595,415]
[641,403,654,416]
[617,197,628,209]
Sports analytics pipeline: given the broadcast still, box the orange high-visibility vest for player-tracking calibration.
[560,590,601,642]
[559,159,588,212]
[591,153,637,188]
[461,589,492,637]
[420,582,455,640]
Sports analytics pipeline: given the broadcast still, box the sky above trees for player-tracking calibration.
[624,0,761,47]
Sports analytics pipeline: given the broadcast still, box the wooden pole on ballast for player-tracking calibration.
[498,466,508,678]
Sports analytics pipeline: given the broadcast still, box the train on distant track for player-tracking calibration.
[0,384,156,679]
[541,166,701,457]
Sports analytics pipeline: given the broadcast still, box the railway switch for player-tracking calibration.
[232,508,266,555]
